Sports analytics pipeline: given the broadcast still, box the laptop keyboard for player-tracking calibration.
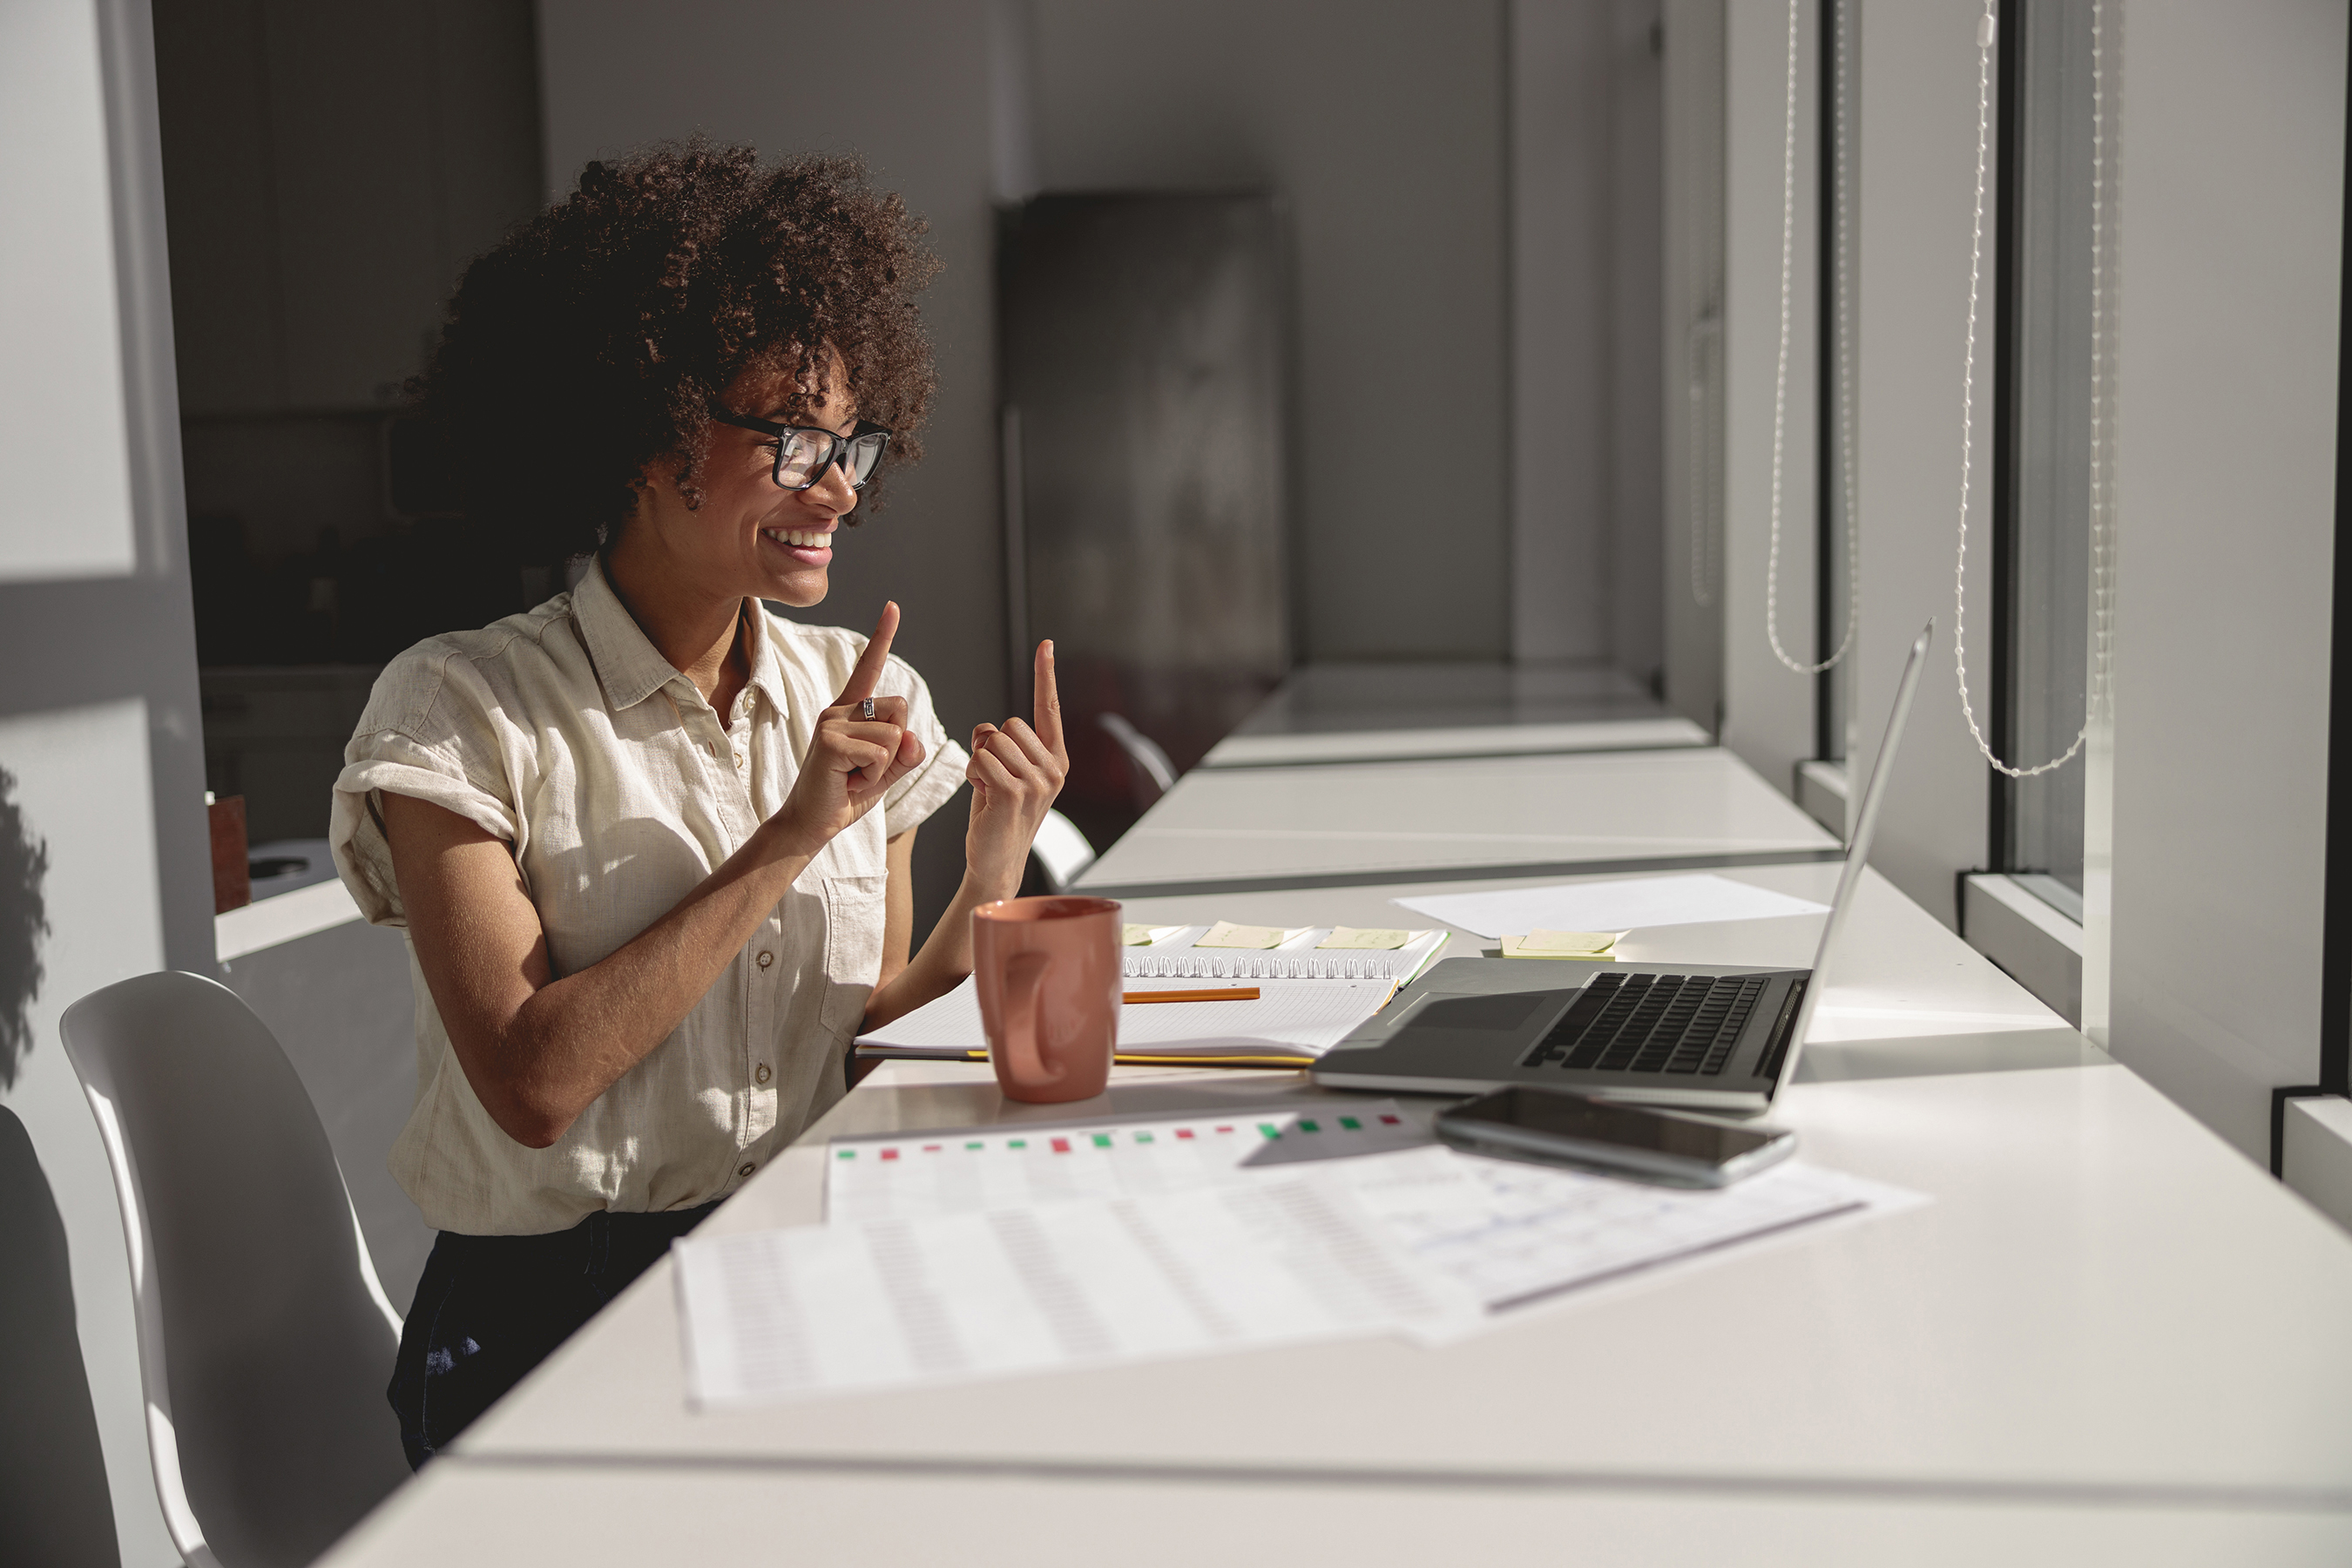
[1519,972,1770,1076]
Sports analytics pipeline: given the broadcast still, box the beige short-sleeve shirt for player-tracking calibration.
[329,559,969,1236]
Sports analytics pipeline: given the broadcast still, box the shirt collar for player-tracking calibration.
[573,557,794,720]
[737,598,794,721]
[572,556,693,712]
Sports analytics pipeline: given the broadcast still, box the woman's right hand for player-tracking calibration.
[767,601,926,857]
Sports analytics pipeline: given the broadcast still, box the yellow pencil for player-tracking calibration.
[1121,986,1261,1004]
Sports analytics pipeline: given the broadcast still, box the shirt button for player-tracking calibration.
[734,751,747,771]
[755,1063,773,1085]
[738,1162,756,1179]
[756,950,774,969]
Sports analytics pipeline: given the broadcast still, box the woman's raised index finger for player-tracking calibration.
[1032,639,1064,758]
[838,601,901,705]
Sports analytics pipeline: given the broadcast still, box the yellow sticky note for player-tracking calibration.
[1197,921,1288,950]
[1122,924,1157,946]
[1319,927,1414,950]
[1501,929,1622,959]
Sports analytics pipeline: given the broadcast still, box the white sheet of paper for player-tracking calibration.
[1342,1146,1919,1319]
[827,1100,1430,1223]
[855,976,1396,1058]
[1393,874,1830,940]
[675,1178,1482,1407]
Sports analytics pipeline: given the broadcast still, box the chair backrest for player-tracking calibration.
[1030,808,1098,894]
[60,971,410,1568]
[1097,713,1179,813]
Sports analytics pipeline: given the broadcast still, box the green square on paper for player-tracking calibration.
[1299,1119,1321,1133]
[1339,1117,1362,1130]
[965,1141,984,1150]
[1092,1134,1112,1148]
[1009,1139,1026,1149]
[835,1148,855,1159]
[1259,1124,1281,1139]
[1135,1132,1155,1143]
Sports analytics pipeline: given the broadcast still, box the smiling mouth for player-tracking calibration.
[763,525,834,550]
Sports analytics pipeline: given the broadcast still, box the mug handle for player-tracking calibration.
[997,950,1056,1086]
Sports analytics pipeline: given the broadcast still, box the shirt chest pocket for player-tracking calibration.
[816,873,891,1038]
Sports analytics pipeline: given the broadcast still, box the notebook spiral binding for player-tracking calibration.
[1122,954,1402,981]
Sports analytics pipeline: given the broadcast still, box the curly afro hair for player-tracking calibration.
[410,139,941,563]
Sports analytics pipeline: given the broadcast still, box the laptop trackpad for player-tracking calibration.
[1371,990,1576,1063]
[1409,991,1567,1031]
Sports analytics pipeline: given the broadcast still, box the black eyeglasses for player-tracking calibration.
[708,405,892,491]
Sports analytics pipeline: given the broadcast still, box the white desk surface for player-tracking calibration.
[1201,714,1711,768]
[323,1460,2352,1567]
[419,864,2352,1518]
[1076,747,1839,896]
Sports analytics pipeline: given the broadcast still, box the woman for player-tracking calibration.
[329,143,1065,1468]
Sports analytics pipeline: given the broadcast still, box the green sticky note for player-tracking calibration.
[835,1148,855,1159]
[1092,1133,1112,1148]
[1008,1139,1026,1150]
[1502,929,1623,959]
[1299,1119,1321,1132]
[1135,1132,1155,1143]
[1258,1123,1281,1139]
[1339,1116,1362,1130]
[965,1140,984,1150]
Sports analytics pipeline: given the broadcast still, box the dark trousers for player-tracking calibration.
[389,1202,719,1469]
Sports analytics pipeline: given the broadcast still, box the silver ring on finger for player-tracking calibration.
[861,698,875,720]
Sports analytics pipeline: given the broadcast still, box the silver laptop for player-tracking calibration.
[1312,623,1932,1115]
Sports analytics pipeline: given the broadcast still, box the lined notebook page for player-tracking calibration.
[855,976,1395,1058]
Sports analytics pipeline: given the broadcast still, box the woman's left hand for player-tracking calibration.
[965,639,1069,898]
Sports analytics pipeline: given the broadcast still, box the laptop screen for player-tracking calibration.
[1770,622,1935,1096]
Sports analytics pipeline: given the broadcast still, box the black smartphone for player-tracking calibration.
[1433,1085,1797,1187]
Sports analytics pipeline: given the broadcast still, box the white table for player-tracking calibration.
[1077,748,1840,897]
[327,1458,2352,1567]
[1202,715,1711,767]
[316,862,2352,1566]
[1204,660,1707,770]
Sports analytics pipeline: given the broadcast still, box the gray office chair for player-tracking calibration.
[1030,808,1098,894]
[1098,712,1179,813]
[60,971,410,1568]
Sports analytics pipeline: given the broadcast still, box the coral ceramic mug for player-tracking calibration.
[972,896,1121,1103]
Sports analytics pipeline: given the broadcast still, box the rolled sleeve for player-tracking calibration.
[331,656,522,927]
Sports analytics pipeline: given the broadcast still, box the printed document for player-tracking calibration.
[827,1100,1430,1222]
[1395,874,1829,940]
[675,1179,1483,1407]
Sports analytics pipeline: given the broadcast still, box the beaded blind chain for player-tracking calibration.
[1952,0,2118,778]
[1764,0,1862,676]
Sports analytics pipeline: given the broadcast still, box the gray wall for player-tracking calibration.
[2105,0,2344,1159]
[1719,0,1821,806]
[1841,0,1995,932]
[1511,0,1666,681]
[1023,0,1511,663]
[0,3,217,1562]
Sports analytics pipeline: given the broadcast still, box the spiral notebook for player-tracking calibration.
[1121,924,1451,983]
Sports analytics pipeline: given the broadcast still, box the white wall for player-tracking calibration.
[2105,0,2345,1160]
[0,3,216,1562]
